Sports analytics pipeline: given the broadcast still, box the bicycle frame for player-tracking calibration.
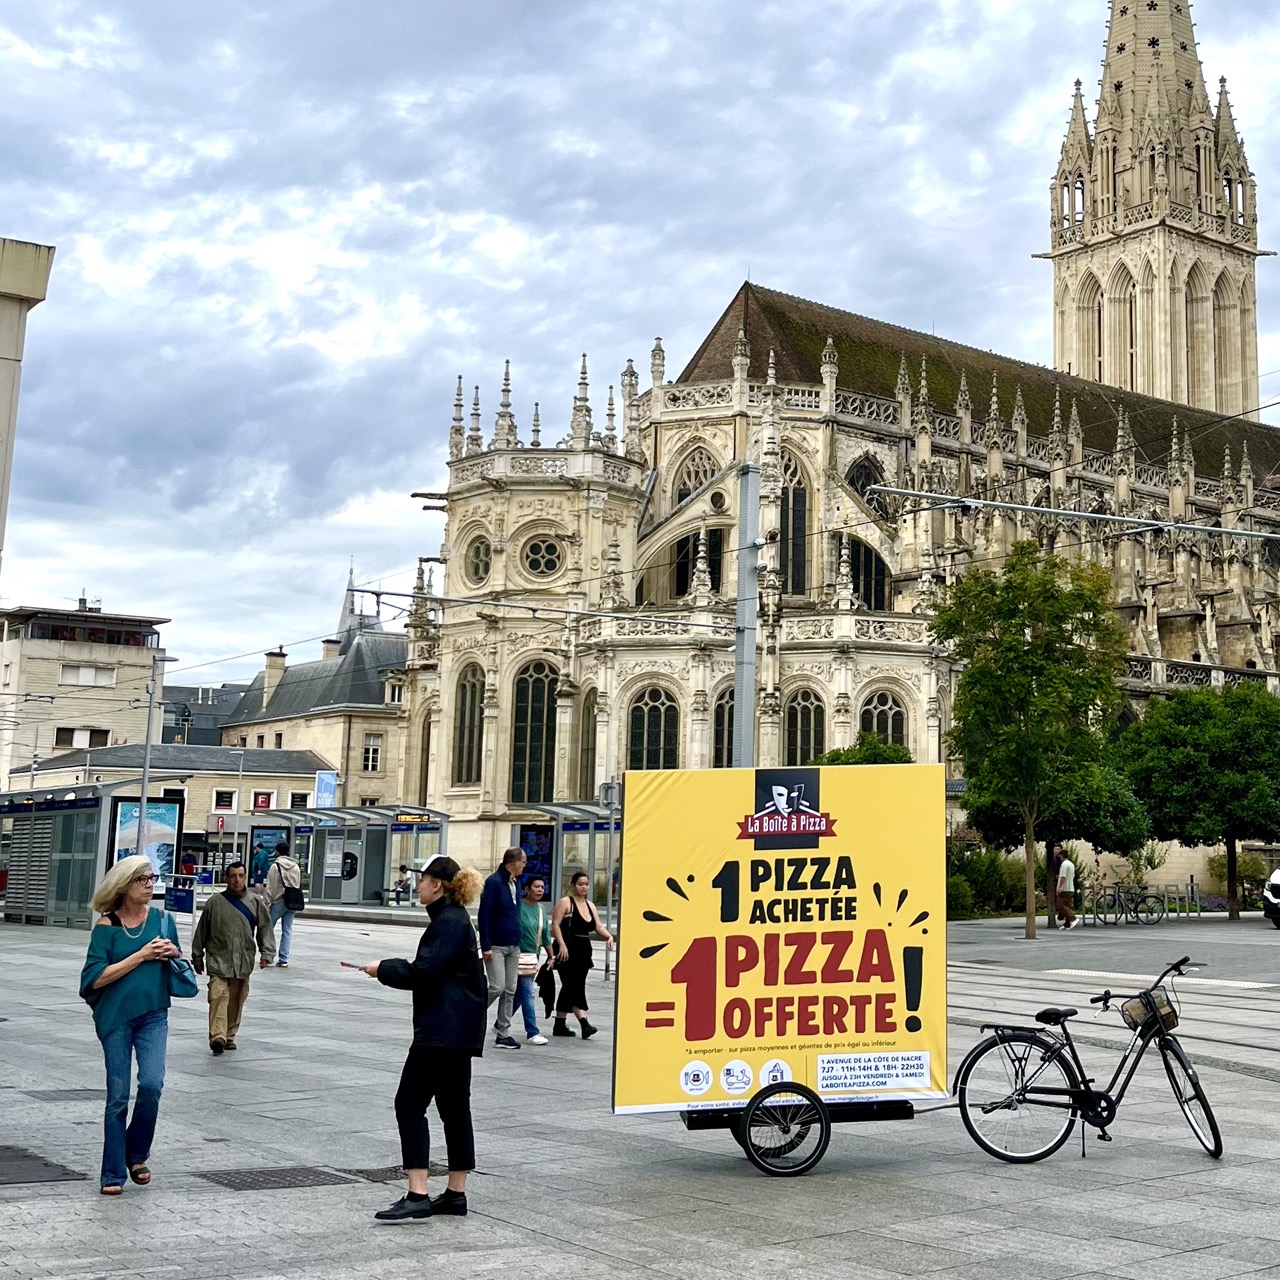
[979,981,1183,1125]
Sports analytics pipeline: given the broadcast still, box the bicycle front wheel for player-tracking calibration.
[1094,889,1121,926]
[1135,894,1166,925]
[957,1031,1080,1163]
[740,1083,830,1177]
[1161,1039,1223,1158]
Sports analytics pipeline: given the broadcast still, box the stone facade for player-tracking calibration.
[398,0,1275,875]
[1047,3,1261,417]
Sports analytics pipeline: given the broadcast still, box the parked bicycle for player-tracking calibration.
[954,956,1222,1163]
[1093,882,1166,926]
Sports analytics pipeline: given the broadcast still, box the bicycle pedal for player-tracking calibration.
[1097,1130,1113,1143]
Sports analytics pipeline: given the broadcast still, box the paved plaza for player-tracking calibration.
[3,914,1280,1280]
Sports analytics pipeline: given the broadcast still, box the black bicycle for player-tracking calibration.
[954,956,1222,1163]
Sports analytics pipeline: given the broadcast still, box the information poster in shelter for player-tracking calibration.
[613,765,947,1114]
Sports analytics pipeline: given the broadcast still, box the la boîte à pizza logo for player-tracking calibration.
[738,769,836,850]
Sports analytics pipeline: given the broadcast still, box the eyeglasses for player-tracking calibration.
[132,874,157,886]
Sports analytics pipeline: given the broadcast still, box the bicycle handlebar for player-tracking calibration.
[1090,990,1111,1005]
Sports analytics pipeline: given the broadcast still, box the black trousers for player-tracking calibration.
[394,1046,475,1172]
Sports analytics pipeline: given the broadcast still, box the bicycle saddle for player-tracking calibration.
[1035,1007,1078,1026]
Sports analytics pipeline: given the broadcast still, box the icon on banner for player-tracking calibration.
[759,1059,793,1087]
[679,1061,713,1097]
[720,1060,754,1095]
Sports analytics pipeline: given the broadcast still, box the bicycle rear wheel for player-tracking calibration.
[1093,889,1121,926]
[1136,894,1166,925]
[956,1031,1080,1163]
[1160,1039,1223,1158]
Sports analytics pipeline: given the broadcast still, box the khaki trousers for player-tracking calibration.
[208,976,250,1044]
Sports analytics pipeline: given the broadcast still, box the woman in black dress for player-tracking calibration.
[360,856,485,1222]
[550,871,614,1039]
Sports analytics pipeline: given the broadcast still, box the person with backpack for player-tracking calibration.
[265,841,304,967]
[191,861,276,1053]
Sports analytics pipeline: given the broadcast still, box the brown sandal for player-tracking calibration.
[100,1185,123,1196]
[128,1164,151,1185]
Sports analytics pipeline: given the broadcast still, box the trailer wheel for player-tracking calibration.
[739,1083,831,1177]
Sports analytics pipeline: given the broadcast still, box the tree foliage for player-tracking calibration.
[811,732,913,766]
[932,541,1127,938]
[1120,683,1280,919]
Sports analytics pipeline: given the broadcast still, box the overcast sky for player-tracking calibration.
[2,0,1277,686]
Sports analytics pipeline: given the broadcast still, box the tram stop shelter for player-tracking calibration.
[0,776,190,929]
[257,805,450,906]
[516,801,621,928]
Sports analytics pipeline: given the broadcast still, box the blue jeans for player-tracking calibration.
[517,974,540,1038]
[270,901,294,962]
[100,1008,168,1189]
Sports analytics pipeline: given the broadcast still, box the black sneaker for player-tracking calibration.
[374,1194,434,1221]
[209,1038,225,1055]
[494,1035,521,1049]
[552,1021,576,1037]
[431,1189,467,1216]
[580,1021,598,1040]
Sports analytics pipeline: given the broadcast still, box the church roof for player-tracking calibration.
[678,282,1280,482]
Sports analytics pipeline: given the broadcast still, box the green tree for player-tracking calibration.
[811,732,913,766]
[1121,683,1280,920]
[931,541,1126,939]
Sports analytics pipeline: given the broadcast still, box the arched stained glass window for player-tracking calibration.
[511,659,559,803]
[785,689,826,766]
[628,687,679,771]
[849,538,890,612]
[861,690,906,748]
[780,451,808,596]
[452,663,485,786]
[713,688,735,769]
[675,448,719,504]
[578,688,598,802]
[846,456,888,519]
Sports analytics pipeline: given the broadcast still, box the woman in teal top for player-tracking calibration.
[79,854,181,1195]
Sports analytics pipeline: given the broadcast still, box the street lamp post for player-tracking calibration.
[135,652,178,862]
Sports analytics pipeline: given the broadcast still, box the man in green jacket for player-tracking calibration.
[192,861,276,1054]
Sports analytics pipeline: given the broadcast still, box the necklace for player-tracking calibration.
[118,910,148,939]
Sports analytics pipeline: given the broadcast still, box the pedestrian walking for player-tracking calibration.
[550,872,614,1039]
[250,841,272,892]
[477,846,526,1050]
[264,841,303,967]
[191,861,276,1053]
[517,876,554,1044]
[359,856,485,1222]
[1056,845,1079,929]
[79,854,182,1195]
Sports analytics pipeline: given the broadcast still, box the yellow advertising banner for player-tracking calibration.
[613,764,947,1114]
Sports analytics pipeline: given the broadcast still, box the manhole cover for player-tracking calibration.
[0,1146,86,1185]
[23,1089,106,1102]
[337,1163,449,1183]
[196,1166,357,1191]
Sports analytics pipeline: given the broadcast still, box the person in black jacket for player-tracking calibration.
[360,856,485,1222]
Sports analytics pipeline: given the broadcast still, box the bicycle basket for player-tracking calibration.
[1120,986,1179,1032]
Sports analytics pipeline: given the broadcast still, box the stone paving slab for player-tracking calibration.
[2,917,1278,1280]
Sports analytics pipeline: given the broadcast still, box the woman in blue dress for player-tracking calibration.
[80,854,182,1195]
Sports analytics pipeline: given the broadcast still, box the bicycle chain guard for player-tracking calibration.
[1080,1092,1117,1129]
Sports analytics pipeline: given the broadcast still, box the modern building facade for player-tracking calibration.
[0,237,54,574]
[0,600,169,791]
[395,0,1275,879]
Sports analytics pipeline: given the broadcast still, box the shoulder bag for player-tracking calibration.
[518,904,543,977]
[162,910,199,999]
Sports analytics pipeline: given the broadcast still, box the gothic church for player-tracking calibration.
[398,0,1277,871]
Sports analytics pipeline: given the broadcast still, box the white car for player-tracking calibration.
[1263,871,1280,929]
